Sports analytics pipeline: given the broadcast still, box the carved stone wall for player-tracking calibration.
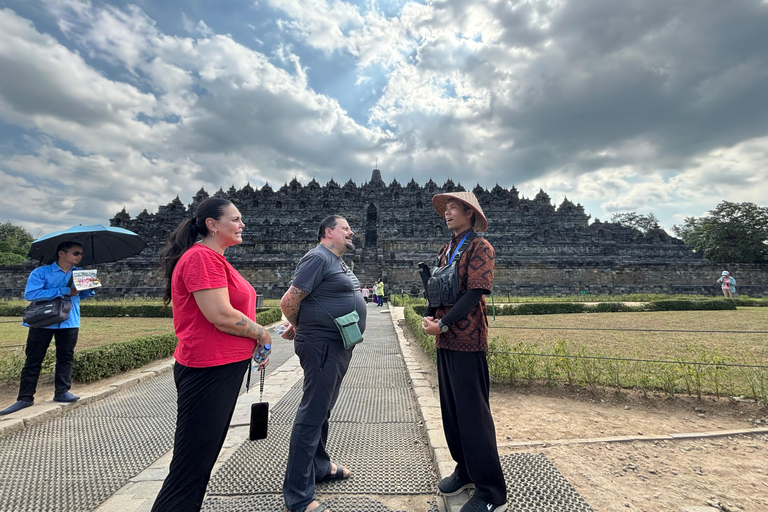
[2,169,766,298]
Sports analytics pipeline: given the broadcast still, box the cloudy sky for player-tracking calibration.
[1,0,767,236]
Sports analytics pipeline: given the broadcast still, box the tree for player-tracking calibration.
[610,212,662,234]
[672,201,768,263]
[0,222,34,265]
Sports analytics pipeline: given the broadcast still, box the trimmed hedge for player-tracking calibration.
[71,333,178,382]
[0,308,283,383]
[413,299,736,318]
[404,305,436,361]
[70,307,281,382]
[257,307,283,326]
[0,303,280,318]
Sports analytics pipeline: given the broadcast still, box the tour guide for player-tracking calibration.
[421,191,507,512]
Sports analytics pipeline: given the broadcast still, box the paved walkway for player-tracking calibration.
[0,304,598,512]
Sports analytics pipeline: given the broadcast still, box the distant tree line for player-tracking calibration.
[0,222,34,265]
[672,201,768,264]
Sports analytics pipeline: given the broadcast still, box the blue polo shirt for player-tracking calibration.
[23,262,95,329]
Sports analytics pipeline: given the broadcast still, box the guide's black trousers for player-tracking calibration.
[437,348,507,505]
[18,327,79,401]
[151,359,249,512]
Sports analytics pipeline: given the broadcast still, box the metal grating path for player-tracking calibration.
[499,453,595,512]
[203,494,441,512]
[269,381,420,424]
[0,325,294,512]
[205,306,439,510]
[0,372,177,512]
[0,310,595,512]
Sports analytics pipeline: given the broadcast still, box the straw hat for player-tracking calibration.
[432,191,488,232]
[722,271,729,276]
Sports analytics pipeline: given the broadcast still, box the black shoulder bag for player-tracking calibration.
[22,273,74,328]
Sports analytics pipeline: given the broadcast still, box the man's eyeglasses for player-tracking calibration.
[340,260,349,273]
[70,251,83,256]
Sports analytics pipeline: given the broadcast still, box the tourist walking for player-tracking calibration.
[152,197,272,512]
[279,215,366,512]
[0,242,95,416]
[717,271,737,298]
[421,191,507,512]
[376,279,385,306]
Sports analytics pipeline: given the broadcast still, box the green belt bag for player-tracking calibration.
[311,295,364,349]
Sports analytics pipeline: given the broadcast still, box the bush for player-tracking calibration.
[71,333,178,382]
[404,306,436,361]
[0,304,284,319]
[732,298,768,307]
[390,294,427,307]
[257,307,282,326]
[645,299,736,311]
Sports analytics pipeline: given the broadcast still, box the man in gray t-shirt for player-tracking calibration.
[279,215,366,512]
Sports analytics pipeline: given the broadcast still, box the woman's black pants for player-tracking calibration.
[151,359,249,512]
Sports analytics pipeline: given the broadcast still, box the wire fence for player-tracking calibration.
[487,350,768,370]
[490,326,768,334]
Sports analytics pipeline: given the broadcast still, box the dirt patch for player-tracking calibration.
[400,319,768,512]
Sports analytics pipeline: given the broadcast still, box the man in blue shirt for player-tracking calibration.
[0,241,95,416]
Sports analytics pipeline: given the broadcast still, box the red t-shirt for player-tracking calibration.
[171,243,257,367]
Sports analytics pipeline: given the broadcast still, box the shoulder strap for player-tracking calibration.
[310,258,357,319]
[439,231,477,266]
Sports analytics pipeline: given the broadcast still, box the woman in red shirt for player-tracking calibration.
[153,197,272,512]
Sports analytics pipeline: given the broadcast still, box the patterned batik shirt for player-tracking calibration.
[434,228,495,352]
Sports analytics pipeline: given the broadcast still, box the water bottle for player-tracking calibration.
[274,324,287,335]
[253,343,271,363]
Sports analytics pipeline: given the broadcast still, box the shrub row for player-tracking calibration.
[71,333,179,382]
[257,307,283,326]
[411,299,736,318]
[0,308,283,383]
[392,293,768,307]
[404,305,436,362]
[0,304,277,318]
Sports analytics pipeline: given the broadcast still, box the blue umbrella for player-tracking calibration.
[28,224,147,266]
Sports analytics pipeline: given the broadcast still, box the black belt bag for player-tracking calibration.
[426,232,475,308]
[426,262,460,307]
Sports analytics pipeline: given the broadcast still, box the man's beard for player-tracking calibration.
[344,240,356,251]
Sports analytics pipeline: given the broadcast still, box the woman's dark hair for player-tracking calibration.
[317,215,344,243]
[159,197,233,306]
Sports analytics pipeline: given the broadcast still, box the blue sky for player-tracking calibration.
[1,0,767,236]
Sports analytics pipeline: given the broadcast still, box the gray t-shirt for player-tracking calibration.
[292,245,367,340]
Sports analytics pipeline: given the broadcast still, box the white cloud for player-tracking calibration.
[1,0,767,236]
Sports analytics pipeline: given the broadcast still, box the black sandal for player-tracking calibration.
[316,462,351,483]
[285,501,329,512]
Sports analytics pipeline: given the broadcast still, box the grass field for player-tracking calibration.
[488,307,768,363]
[0,318,174,351]
[483,307,768,400]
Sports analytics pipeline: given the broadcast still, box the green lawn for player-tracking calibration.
[488,307,768,363]
[0,317,174,351]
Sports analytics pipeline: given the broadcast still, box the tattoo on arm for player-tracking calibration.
[228,315,265,339]
[283,287,309,326]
